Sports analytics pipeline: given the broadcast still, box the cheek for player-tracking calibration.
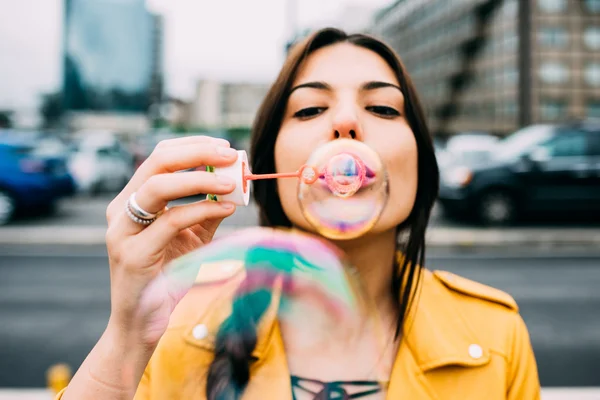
[378,129,419,227]
[274,130,314,229]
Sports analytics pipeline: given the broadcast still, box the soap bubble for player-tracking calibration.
[157,227,389,387]
[298,139,389,240]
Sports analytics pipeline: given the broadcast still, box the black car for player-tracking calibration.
[438,121,600,225]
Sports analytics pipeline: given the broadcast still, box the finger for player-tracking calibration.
[107,142,238,222]
[140,200,236,251]
[135,142,239,185]
[154,135,230,149]
[134,170,236,215]
[109,195,233,241]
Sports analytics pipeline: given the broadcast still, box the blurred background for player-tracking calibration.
[0,0,599,399]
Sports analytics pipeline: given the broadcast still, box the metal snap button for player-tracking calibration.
[469,344,483,359]
[192,324,208,340]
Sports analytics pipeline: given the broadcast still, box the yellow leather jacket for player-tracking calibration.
[57,260,541,399]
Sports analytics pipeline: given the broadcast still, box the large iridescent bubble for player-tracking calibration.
[298,139,389,240]
[157,227,390,390]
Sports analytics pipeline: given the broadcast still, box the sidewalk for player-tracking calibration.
[1,388,599,400]
[1,225,599,249]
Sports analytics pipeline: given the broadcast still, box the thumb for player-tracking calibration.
[190,212,234,243]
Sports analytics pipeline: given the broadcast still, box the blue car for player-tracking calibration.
[0,131,76,225]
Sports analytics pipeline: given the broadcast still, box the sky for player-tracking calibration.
[0,0,393,111]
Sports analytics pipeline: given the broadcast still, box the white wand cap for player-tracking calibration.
[212,150,250,206]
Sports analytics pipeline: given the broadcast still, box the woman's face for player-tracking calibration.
[274,42,418,237]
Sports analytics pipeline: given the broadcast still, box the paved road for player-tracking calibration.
[0,245,598,388]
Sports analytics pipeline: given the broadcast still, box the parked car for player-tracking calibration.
[442,132,499,166]
[130,131,180,170]
[0,131,76,225]
[433,138,451,168]
[438,121,600,225]
[68,133,135,195]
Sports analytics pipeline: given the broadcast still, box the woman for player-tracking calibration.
[57,28,540,399]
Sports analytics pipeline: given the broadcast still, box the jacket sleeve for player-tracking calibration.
[507,313,541,400]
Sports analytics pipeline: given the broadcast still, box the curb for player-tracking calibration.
[0,225,600,248]
[425,227,600,248]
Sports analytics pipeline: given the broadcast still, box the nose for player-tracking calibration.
[331,104,362,141]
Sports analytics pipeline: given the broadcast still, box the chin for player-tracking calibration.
[282,196,412,241]
[289,215,405,246]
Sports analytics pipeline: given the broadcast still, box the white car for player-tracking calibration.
[68,133,134,195]
[443,133,500,166]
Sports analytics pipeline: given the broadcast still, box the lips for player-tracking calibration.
[318,164,376,189]
[361,166,377,188]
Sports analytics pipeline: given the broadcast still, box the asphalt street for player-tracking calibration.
[0,245,598,388]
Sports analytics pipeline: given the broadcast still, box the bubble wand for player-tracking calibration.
[206,139,388,241]
[206,149,367,206]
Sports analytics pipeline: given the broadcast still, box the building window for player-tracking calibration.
[505,33,519,52]
[540,99,567,120]
[587,100,600,118]
[504,66,519,85]
[584,64,600,86]
[584,27,600,50]
[585,0,600,12]
[503,0,518,17]
[538,0,567,12]
[539,62,569,84]
[538,27,569,48]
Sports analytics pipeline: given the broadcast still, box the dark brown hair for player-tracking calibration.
[206,27,439,399]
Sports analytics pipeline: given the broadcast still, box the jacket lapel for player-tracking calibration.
[387,270,490,399]
[182,274,293,399]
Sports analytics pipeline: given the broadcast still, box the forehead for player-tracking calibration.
[293,42,400,87]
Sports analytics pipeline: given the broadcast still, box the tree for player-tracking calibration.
[40,92,65,129]
[0,111,13,129]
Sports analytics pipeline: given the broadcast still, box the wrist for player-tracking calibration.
[104,317,152,351]
[82,324,153,394]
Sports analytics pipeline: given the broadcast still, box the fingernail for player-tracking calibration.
[216,174,234,186]
[217,146,237,158]
[221,202,234,209]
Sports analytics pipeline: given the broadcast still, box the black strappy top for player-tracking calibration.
[291,375,385,399]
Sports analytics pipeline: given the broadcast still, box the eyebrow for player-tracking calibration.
[289,80,403,95]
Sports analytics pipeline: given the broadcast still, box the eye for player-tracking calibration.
[366,106,401,118]
[293,107,327,119]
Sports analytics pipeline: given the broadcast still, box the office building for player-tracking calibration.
[63,0,162,114]
[188,80,270,130]
[370,0,600,136]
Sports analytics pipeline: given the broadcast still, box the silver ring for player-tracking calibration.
[125,192,160,226]
[128,192,158,220]
[125,202,155,225]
